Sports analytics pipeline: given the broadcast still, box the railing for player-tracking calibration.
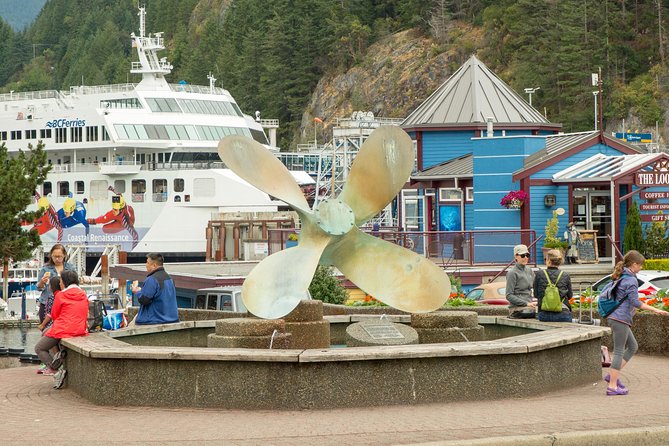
[0,89,59,102]
[168,83,231,96]
[69,83,136,96]
[268,228,538,267]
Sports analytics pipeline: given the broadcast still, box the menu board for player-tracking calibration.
[576,230,599,264]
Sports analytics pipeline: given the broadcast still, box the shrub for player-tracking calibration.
[308,265,348,304]
[623,200,644,254]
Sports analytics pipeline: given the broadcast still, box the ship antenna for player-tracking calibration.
[138,6,146,38]
[207,72,216,94]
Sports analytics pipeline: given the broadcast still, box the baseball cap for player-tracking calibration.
[514,244,529,256]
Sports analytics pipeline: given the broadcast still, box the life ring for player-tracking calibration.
[405,238,415,250]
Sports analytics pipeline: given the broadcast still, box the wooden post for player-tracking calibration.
[101,255,109,296]
[2,258,8,302]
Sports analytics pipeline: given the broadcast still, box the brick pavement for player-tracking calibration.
[1,354,669,445]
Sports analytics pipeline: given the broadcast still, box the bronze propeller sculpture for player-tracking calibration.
[218,126,451,319]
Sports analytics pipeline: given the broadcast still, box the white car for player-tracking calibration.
[591,270,669,296]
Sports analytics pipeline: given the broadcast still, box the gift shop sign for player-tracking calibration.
[640,214,669,222]
[636,172,669,186]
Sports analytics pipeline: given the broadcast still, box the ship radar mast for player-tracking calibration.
[207,72,217,94]
[130,6,173,89]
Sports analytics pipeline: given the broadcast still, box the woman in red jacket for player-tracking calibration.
[34,270,89,389]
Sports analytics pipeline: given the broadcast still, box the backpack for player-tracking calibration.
[597,276,629,318]
[541,270,564,312]
[87,300,106,332]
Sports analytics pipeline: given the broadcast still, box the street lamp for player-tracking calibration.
[524,87,540,107]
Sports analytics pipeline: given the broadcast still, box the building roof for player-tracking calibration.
[552,152,667,182]
[402,55,549,128]
[411,154,472,180]
[512,131,645,181]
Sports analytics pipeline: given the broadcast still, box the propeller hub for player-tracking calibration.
[313,198,355,236]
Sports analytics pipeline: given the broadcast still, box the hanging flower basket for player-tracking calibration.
[501,190,528,209]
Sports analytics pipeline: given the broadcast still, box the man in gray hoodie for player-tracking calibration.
[506,244,536,318]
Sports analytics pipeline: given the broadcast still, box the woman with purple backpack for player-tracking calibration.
[605,250,669,396]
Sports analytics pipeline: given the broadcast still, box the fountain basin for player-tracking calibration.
[62,316,607,410]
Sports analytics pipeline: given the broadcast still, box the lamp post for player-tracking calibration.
[523,87,540,106]
[592,91,599,131]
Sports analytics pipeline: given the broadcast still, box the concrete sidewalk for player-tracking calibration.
[1,354,669,446]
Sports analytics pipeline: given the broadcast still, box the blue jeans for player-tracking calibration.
[538,310,572,322]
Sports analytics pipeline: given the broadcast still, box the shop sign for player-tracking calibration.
[640,191,669,200]
[640,214,669,222]
[635,172,669,186]
[640,203,669,211]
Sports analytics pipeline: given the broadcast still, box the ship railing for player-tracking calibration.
[69,84,136,96]
[0,90,59,102]
[335,116,405,128]
[51,164,70,173]
[168,83,231,96]
[259,119,279,127]
[149,161,226,171]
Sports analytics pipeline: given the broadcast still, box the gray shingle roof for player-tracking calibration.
[411,154,472,180]
[402,55,549,127]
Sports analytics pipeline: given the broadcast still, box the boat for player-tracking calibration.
[0,260,41,300]
[3,6,311,261]
[2,290,40,320]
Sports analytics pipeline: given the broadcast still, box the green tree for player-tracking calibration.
[0,142,50,301]
[309,265,348,305]
[623,200,644,254]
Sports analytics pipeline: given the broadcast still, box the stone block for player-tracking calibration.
[207,332,292,349]
[416,326,485,344]
[215,318,285,336]
[283,300,323,322]
[345,320,419,347]
[411,311,479,329]
[285,320,330,349]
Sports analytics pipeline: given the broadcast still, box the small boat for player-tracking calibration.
[3,290,40,320]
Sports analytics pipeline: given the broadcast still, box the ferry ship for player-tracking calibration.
[3,7,310,261]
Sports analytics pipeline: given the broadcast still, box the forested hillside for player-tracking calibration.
[0,0,667,149]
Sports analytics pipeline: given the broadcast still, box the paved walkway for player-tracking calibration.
[2,355,669,446]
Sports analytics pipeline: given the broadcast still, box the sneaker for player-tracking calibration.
[51,350,66,370]
[36,363,47,374]
[42,368,57,376]
[604,374,626,390]
[53,368,67,389]
[606,387,629,396]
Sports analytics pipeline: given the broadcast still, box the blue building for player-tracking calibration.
[401,55,650,263]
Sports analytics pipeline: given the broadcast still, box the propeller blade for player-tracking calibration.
[325,228,450,313]
[338,126,414,225]
[218,135,310,213]
[242,216,330,319]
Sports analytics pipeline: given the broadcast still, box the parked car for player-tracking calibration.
[465,281,508,305]
[590,270,669,296]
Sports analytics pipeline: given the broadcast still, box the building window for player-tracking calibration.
[40,129,52,139]
[465,187,474,202]
[439,188,463,203]
[174,178,184,192]
[43,182,52,196]
[0,131,6,140]
[58,181,69,197]
[11,130,21,140]
[75,181,85,195]
[25,129,37,139]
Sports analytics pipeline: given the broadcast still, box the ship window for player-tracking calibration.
[39,129,52,139]
[114,180,126,194]
[11,130,21,140]
[132,179,146,194]
[125,125,139,139]
[231,103,243,117]
[202,101,216,114]
[251,129,269,144]
[55,128,66,143]
[165,125,178,140]
[185,126,198,140]
[174,125,188,140]
[174,178,184,192]
[70,127,83,143]
[90,180,108,200]
[148,98,180,113]
[180,99,195,114]
[155,125,168,140]
[135,125,148,140]
[194,178,215,197]
[200,126,213,140]
[25,129,37,139]
[191,100,205,114]
[0,131,6,140]
[114,124,128,139]
[86,126,98,141]
[102,126,110,141]
[152,179,167,202]
[43,182,52,196]
[58,181,69,197]
[75,181,84,194]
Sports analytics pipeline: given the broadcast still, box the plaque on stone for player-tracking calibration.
[361,323,405,340]
[345,320,419,347]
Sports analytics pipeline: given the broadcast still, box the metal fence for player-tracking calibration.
[268,229,538,267]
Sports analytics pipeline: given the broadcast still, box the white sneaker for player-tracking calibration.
[53,368,67,389]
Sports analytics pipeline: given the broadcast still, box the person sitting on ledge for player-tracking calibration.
[533,249,573,322]
[131,253,179,325]
[506,244,536,319]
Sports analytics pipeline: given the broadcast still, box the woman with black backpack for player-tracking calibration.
[533,249,573,322]
[605,250,669,396]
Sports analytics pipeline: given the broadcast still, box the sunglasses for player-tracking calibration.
[517,253,530,258]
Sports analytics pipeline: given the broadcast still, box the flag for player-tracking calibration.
[314,117,323,123]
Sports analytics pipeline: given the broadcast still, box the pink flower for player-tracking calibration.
[500,190,528,208]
